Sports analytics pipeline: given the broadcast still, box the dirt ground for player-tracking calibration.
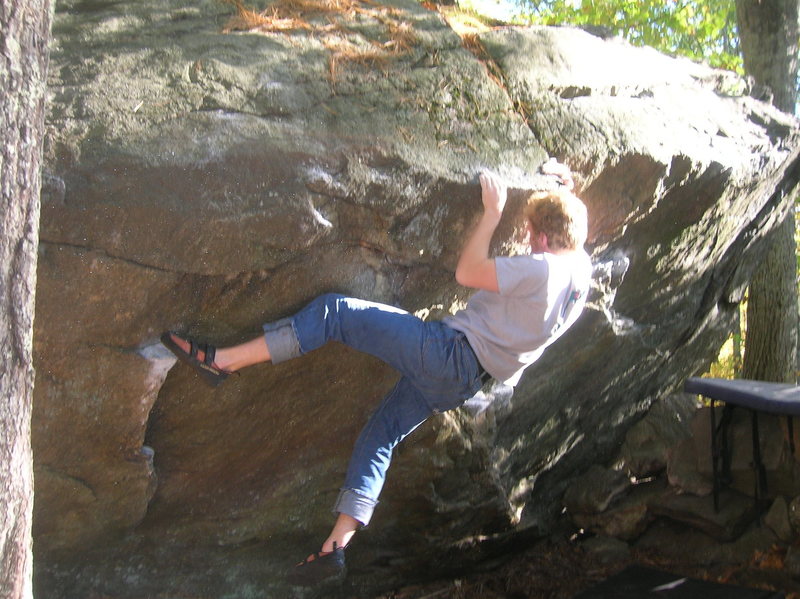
[364,532,800,599]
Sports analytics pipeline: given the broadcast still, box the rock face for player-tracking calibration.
[35,0,799,596]
[563,395,800,591]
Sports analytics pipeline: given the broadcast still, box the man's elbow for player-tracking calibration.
[455,261,499,292]
[455,265,470,287]
[455,263,479,288]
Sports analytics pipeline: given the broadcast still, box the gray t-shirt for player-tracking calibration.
[444,250,592,386]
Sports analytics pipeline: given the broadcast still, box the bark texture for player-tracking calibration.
[743,213,798,382]
[0,1,52,598]
[737,0,800,383]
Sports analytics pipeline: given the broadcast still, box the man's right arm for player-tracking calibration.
[454,172,507,293]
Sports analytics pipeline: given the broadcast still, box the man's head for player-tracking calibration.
[523,189,588,253]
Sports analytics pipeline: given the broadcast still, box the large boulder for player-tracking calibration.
[34,0,799,596]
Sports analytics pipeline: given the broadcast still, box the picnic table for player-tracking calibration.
[683,377,800,511]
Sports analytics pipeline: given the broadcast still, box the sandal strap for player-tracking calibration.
[204,344,217,367]
[298,543,340,566]
[186,339,220,370]
[298,551,322,566]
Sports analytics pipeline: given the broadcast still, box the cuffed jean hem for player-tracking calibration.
[262,317,301,364]
[334,488,378,526]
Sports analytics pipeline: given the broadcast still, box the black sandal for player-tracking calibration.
[288,542,346,586]
[160,331,231,388]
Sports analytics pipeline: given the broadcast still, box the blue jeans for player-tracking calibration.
[262,294,487,525]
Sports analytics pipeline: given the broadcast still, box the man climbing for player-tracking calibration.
[161,161,592,584]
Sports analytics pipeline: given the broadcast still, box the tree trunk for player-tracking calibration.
[742,213,798,382]
[736,0,799,384]
[736,0,798,114]
[0,2,53,598]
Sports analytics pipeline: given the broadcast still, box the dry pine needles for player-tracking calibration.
[219,0,417,82]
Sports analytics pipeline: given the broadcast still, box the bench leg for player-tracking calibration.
[720,405,734,485]
[751,411,768,512]
[709,402,736,513]
[710,400,719,512]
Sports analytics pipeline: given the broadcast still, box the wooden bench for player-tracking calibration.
[684,377,800,511]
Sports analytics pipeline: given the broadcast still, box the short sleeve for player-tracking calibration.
[495,255,549,297]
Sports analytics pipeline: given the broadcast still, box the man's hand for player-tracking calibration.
[541,158,574,190]
[480,171,508,220]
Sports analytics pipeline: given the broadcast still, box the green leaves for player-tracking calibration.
[514,0,742,72]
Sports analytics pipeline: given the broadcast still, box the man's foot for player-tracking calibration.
[288,543,346,587]
[160,332,231,388]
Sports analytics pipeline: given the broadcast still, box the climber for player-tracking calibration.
[161,160,592,585]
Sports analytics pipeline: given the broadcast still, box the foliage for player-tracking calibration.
[705,308,744,379]
[507,0,742,71]
[437,3,505,35]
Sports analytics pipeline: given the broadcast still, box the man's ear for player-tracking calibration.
[539,232,550,252]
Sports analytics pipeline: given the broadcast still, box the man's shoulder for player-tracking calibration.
[541,249,592,272]
[564,250,593,289]
[496,254,549,277]
[569,249,593,274]
[495,254,548,295]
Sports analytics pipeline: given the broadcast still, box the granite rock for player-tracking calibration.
[34,0,800,596]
